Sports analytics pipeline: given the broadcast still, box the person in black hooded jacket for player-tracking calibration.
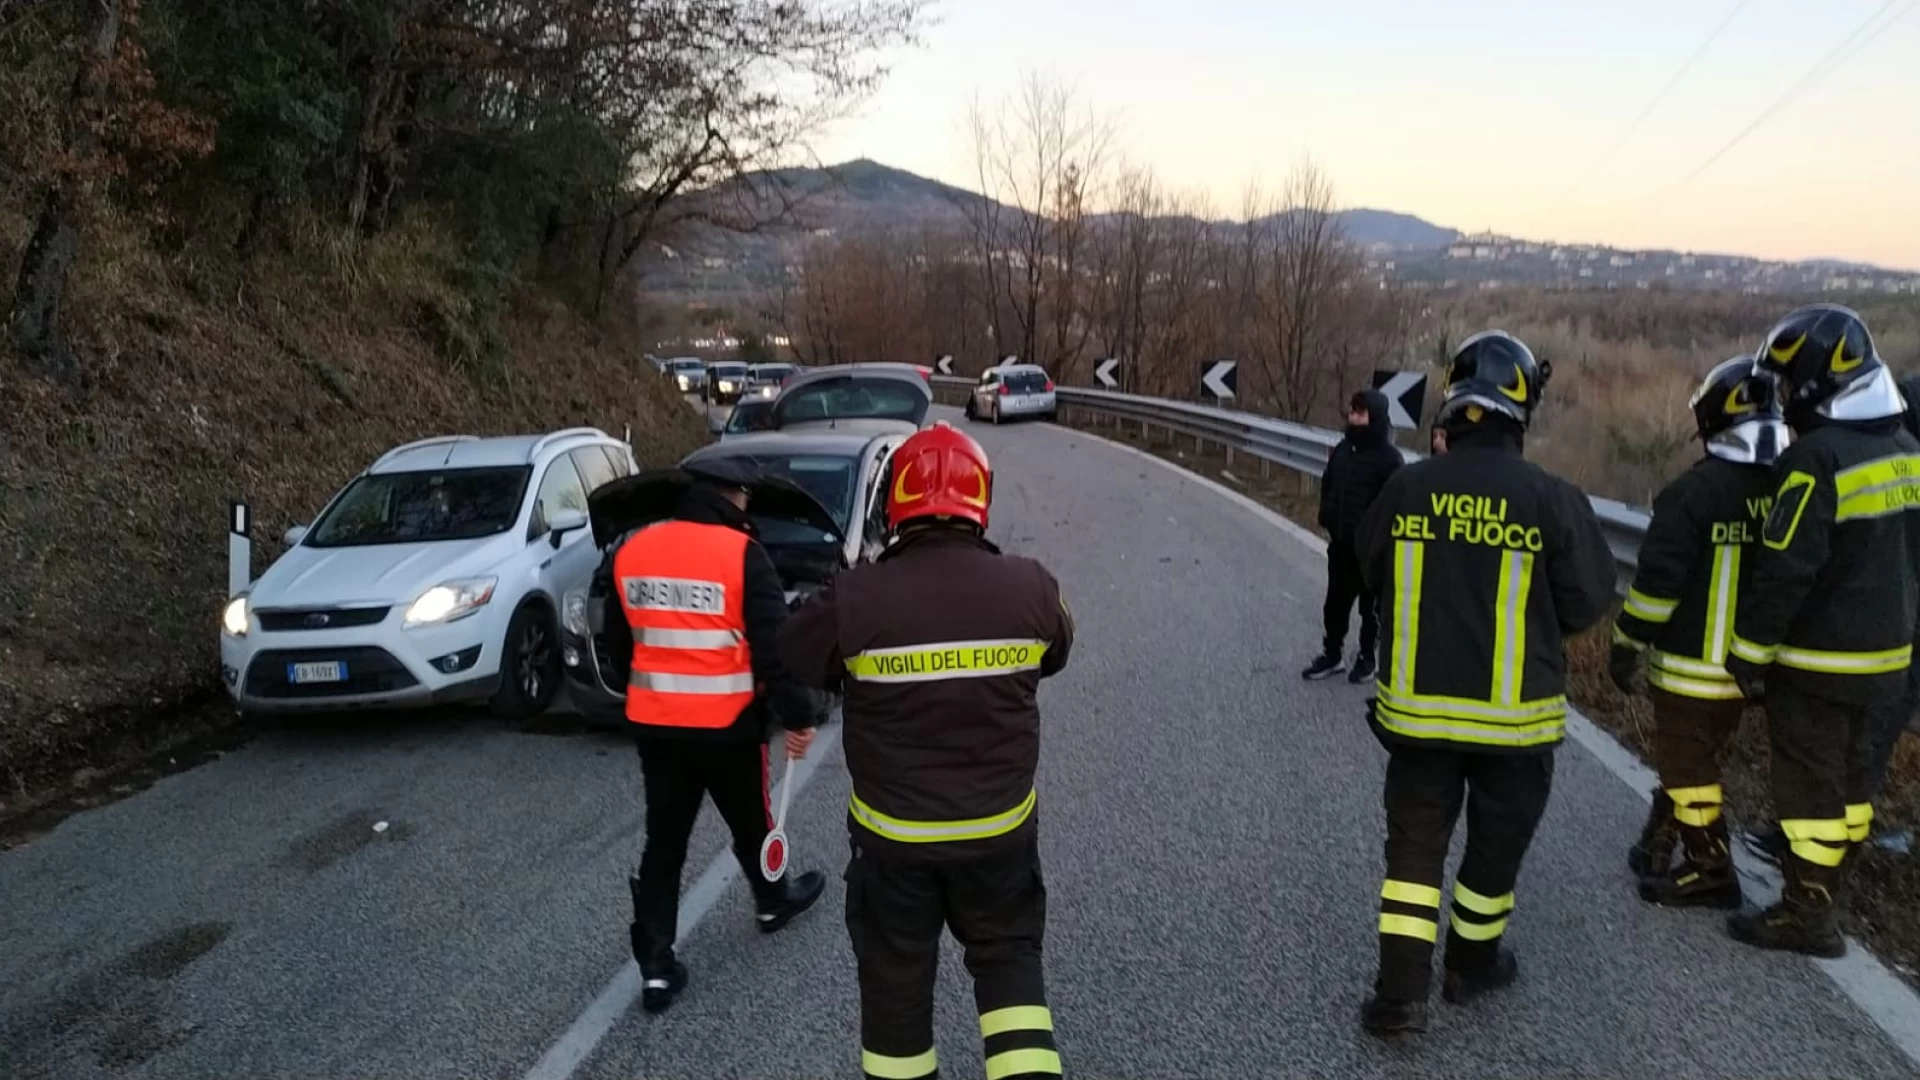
[1306,388,1404,683]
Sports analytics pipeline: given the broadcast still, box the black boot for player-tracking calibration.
[1441,945,1518,1006]
[1639,819,1742,909]
[1727,855,1846,959]
[1303,652,1346,680]
[756,870,825,934]
[1359,992,1428,1036]
[641,961,689,1014]
[1627,790,1677,877]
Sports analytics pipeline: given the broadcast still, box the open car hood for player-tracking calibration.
[588,469,845,550]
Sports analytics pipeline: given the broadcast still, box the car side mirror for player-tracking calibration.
[284,524,309,546]
[548,507,589,548]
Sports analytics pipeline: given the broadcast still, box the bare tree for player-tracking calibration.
[960,72,1112,374]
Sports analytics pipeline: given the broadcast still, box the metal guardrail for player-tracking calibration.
[931,375,1652,596]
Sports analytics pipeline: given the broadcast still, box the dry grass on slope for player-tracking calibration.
[0,212,708,807]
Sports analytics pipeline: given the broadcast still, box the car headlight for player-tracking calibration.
[563,589,589,636]
[404,577,497,628]
[719,380,735,392]
[221,594,250,637]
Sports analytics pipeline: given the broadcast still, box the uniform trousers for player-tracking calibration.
[846,831,1060,1080]
[631,738,779,974]
[1650,687,1745,827]
[1767,676,1884,868]
[1375,744,1555,1001]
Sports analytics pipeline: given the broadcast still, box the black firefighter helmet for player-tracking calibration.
[1690,355,1788,466]
[1437,330,1550,429]
[1752,303,1903,424]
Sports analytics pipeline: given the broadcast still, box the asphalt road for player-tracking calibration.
[2,407,1917,1079]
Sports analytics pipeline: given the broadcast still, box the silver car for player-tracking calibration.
[665,357,707,394]
[967,363,1057,424]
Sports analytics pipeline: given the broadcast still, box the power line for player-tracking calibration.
[1632,0,1915,223]
[1547,0,1751,218]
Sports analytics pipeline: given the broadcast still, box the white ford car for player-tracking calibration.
[219,428,636,716]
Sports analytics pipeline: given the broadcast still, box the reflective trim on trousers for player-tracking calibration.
[1773,644,1912,676]
[862,1047,937,1080]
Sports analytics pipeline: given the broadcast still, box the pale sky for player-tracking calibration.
[813,0,1920,269]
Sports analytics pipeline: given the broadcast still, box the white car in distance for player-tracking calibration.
[219,428,636,717]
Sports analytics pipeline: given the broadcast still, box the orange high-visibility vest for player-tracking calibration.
[613,520,755,729]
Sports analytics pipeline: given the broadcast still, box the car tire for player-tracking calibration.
[964,398,977,421]
[491,602,561,719]
[1043,411,1058,424]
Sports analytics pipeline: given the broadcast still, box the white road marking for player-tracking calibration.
[523,724,844,1080]
[1068,418,1920,1069]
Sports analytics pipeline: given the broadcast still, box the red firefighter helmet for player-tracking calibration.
[885,422,993,532]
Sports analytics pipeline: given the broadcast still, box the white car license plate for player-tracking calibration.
[288,661,346,684]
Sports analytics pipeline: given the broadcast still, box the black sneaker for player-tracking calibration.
[756,870,825,934]
[1347,654,1376,684]
[1302,654,1346,680]
[641,961,688,1013]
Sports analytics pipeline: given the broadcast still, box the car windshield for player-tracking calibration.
[752,365,795,381]
[1004,370,1051,393]
[744,453,860,538]
[774,377,928,427]
[670,361,702,372]
[711,364,747,377]
[306,466,530,547]
[724,398,777,434]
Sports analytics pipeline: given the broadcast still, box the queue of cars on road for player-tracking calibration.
[220,354,1048,722]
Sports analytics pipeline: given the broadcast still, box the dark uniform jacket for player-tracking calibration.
[1357,424,1617,753]
[599,486,816,741]
[1612,456,1777,700]
[1320,389,1404,540]
[777,528,1074,863]
[1729,418,1920,704]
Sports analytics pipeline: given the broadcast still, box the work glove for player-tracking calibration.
[1725,655,1767,703]
[1608,643,1643,696]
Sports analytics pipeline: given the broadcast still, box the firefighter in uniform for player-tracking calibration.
[612,457,827,1013]
[779,423,1074,1080]
[1354,331,1617,1036]
[1611,356,1789,909]
[1723,304,1920,957]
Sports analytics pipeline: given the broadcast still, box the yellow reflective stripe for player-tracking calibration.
[1773,644,1912,675]
[1836,472,1920,520]
[1783,816,1851,864]
[1449,910,1509,941]
[1452,883,1515,916]
[845,639,1049,683]
[1382,879,1442,908]
[1650,651,1732,680]
[1492,551,1533,705]
[979,1006,1053,1038]
[1374,704,1565,748]
[1833,453,1920,497]
[1612,624,1647,651]
[863,1047,937,1079]
[1391,540,1424,694]
[1764,471,1817,551]
[1379,913,1438,942]
[1846,803,1874,843]
[849,788,1036,844]
[986,1049,1062,1080]
[1669,784,1724,827]
[1376,685,1566,723]
[1647,669,1746,701]
[1704,544,1739,665]
[1730,634,1778,664]
[1623,587,1678,623]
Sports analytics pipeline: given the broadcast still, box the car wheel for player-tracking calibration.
[990,402,1001,425]
[964,398,977,420]
[491,603,561,718]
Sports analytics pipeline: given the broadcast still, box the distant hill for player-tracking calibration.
[637,159,1914,301]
